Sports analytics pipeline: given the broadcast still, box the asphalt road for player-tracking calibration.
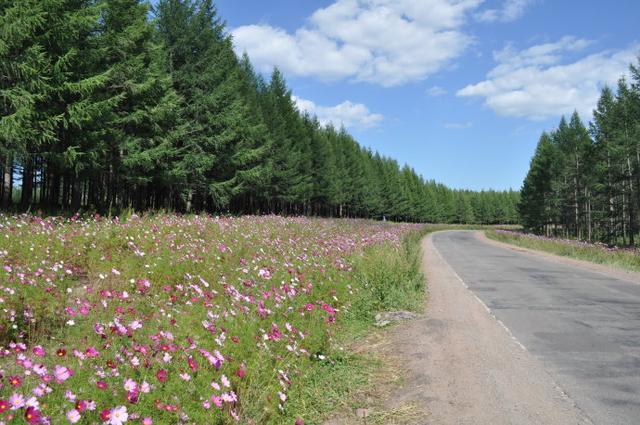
[432,231,640,425]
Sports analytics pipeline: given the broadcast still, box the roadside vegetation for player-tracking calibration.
[0,213,432,424]
[487,229,640,273]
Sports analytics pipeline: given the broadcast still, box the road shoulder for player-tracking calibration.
[378,232,591,424]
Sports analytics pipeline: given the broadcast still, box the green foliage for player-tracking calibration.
[519,57,640,244]
[0,0,518,223]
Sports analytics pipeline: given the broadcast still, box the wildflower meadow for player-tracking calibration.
[0,214,423,424]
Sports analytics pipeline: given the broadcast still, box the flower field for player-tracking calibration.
[0,214,422,424]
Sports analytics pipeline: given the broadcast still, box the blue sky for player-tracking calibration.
[167,0,639,190]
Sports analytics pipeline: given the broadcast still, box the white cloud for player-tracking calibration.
[475,0,532,23]
[457,38,639,120]
[293,96,384,129]
[232,0,483,87]
[443,121,473,129]
[426,85,448,96]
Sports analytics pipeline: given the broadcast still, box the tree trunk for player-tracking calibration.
[71,174,82,211]
[2,155,12,207]
[186,189,193,213]
[21,157,33,207]
[628,156,635,246]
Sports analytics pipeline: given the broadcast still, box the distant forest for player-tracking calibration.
[0,0,518,224]
[519,58,640,244]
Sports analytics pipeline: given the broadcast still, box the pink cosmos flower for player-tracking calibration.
[53,365,72,382]
[321,303,336,315]
[156,369,167,383]
[123,379,137,392]
[85,347,99,357]
[258,268,271,279]
[108,406,128,425]
[187,356,198,372]
[24,406,42,424]
[9,393,25,410]
[126,391,139,404]
[140,381,151,393]
[66,409,81,423]
[75,400,87,412]
[32,364,47,376]
[211,395,223,408]
[236,365,246,379]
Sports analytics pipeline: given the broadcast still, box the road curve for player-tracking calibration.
[432,231,640,425]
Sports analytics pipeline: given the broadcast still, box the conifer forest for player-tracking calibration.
[519,60,640,244]
[0,0,519,224]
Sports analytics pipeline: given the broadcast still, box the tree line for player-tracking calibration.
[519,58,640,244]
[0,0,518,224]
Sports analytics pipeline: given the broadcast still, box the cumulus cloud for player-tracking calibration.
[475,0,532,23]
[232,0,483,87]
[292,96,384,129]
[426,85,448,96]
[457,38,639,120]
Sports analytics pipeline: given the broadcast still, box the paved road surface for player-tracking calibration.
[432,231,640,425]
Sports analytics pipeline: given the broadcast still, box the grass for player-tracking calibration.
[0,213,430,424]
[282,223,431,424]
[486,229,640,273]
[291,223,503,424]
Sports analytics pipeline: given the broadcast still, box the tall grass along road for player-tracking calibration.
[432,230,640,425]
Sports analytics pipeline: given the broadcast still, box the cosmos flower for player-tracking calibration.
[123,379,137,392]
[66,409,81,423]
[108,406,128,425]
[156,369,167,383]
[24,406,42,424]
[53,365,72,383]
[9,393,25,410]
[8,376,21,388]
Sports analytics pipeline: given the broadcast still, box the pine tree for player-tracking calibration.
[519,133,557,233]
[0,0,65,206]
[157,0,271,211]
